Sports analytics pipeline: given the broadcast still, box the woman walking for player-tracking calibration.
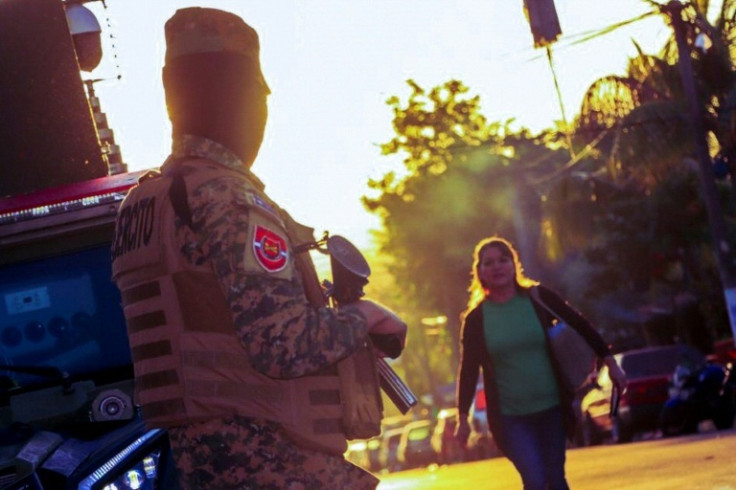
[455,236,626,489]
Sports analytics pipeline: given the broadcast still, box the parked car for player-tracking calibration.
[345,440,370,469]
[345,436,382,472]
[431,408,465,464]
[379,428,405,473]
[712,337,736,364]
[364,436,383,471]
[431,408,500,464]
[467,416,501,460]
[396,419,438,469]
[579,344,705,444]
[467,383,502,459]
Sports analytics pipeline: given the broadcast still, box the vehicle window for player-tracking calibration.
[621,347,702,377]
[408,426,431,441]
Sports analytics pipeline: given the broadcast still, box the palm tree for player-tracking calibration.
[576,0,736,187]
[539,0,736,346]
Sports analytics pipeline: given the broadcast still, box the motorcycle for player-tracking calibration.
[658,359,736,436]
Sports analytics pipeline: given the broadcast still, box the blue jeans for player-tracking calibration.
[500,405,569,490]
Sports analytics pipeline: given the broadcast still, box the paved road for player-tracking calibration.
[377,428,736,489]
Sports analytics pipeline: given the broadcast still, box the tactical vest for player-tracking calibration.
[111,160,381,455]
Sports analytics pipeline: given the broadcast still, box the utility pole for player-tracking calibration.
[664,1,736,344]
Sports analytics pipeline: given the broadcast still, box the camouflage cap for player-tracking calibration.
[164,7,268,91]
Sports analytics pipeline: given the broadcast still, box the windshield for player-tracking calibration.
[0,245,131,393]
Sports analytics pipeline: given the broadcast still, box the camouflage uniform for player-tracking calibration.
[168,415,376,489]
[162,134,379,489]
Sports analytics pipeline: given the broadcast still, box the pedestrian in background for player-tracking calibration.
[111,7,406,489]
[454,236,626,490]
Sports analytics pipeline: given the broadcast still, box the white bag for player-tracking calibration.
[530,287,597,392]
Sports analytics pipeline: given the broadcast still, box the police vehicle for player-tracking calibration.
[0,1,176,488]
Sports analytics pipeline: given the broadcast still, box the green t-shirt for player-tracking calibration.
[482,295,560,415]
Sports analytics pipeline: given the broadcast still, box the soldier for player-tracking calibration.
[111,7,407,489]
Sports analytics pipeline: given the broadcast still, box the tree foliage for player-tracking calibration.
[364,1,736,401]
[362,80,571,401]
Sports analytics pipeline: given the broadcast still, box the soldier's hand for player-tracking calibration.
[353,300,407,357]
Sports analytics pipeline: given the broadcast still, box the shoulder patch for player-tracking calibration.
[253,225,289,272]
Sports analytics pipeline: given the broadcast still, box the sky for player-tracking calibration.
[84,0,682,250]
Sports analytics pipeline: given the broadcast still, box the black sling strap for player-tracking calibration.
[166,160,194,229]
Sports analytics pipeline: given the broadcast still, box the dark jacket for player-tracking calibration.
[456,284,611,453]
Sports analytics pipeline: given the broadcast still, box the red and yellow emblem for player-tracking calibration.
[253,225,288,272]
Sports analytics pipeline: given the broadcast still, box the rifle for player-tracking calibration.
[297,233,418,414]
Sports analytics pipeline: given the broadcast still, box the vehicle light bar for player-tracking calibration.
[77,428,164,490]
[0,171,145,226]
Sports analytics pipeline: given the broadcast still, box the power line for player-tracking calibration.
[497,10,663,64]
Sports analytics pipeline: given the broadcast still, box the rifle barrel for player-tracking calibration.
[376,357,418,415]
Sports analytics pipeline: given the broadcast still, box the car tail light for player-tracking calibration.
[623,378,670,406]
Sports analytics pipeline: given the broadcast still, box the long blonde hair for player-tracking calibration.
[465,236,538,313]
